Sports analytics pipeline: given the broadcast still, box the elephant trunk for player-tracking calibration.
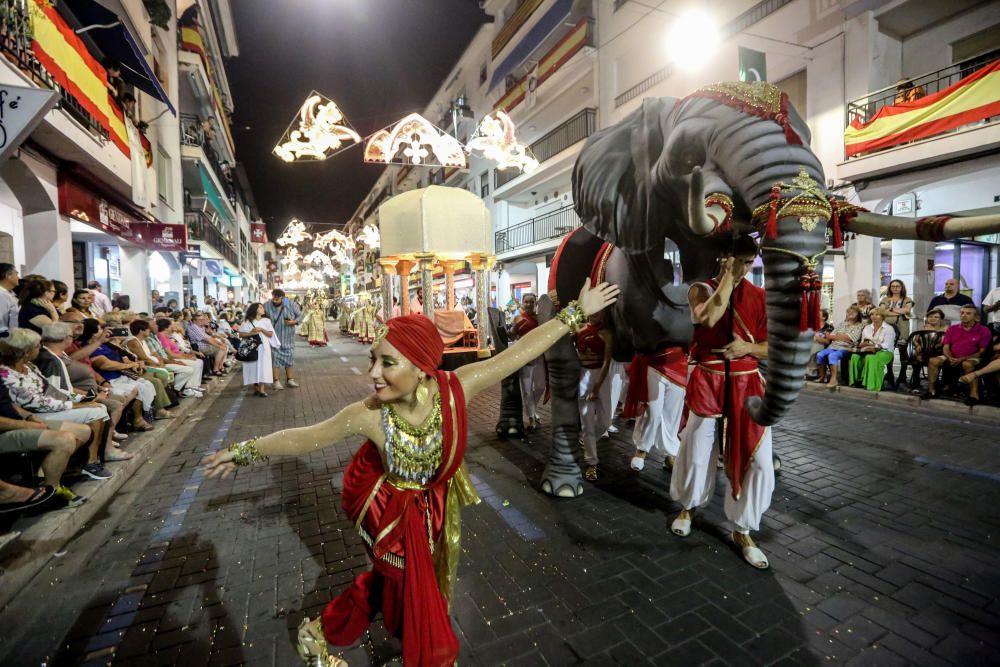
[745,214,826,426]
[687,166,729,236]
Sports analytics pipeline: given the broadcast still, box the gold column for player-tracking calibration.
[395,259,415,315]
[378,259,397,321]
[440,260,467,311]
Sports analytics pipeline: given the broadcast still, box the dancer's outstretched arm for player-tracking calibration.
[201,398,380,479]
[457,279,619,401]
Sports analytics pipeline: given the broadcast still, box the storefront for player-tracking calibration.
[59,170,187,312]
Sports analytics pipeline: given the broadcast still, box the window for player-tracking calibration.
[480,171,490,198]
[156,145,172,208]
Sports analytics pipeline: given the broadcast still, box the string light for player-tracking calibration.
[467,111,538,173]
[363,113,467,168]
[273,93,361,162]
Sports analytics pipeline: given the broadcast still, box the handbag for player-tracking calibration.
[235,333,262,362]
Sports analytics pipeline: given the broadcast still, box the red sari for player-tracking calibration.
[685,279,768,501]
[321,371,478,666]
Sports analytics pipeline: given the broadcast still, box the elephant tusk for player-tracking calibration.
[687,166,717,236]
[849,211,1000,241]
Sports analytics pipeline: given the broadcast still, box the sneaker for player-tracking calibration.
[286,379,300,388]
[112,431,128,441]
[607,424,619,434]
[54,485,87,507]
[273,381,284,390]
[81,462,112,481]
[181,388,204,398]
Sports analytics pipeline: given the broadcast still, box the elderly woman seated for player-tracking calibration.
[0,329,114,481]
[814,305,864,386]
[849,308,897,391]
[36,322,134,461]
[126,320,203,398]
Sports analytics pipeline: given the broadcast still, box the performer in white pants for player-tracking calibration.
[512,294,546,430]
[669,243,773,569]
[575,313,613,481]
[622,348,688,471]
[604,360,628,434]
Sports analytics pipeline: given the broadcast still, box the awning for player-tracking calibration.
[63,0,176,115]
[490,0,572,91]
[198,162,233,225]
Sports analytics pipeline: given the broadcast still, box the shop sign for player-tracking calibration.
[0,85,57,162]
[143,222,188,251]
[203,259,223,276]
[250,223,268,244]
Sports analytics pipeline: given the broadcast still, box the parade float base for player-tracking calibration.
[441,346,493,370]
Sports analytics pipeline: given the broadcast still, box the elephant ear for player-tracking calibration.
[572,98,677,254]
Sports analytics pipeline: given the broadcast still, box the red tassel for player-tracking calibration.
[799,272,823,333]
[766,184,780,240]
[799,274,811,332]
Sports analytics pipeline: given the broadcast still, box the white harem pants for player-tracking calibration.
[579,367,612,466]
[632,369,685,457]
[670,413,774,533]
[519,357,545,424]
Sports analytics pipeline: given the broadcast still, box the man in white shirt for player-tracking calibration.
[983,285,1000,327]
[87,281,114,317]
[0,263,19,338]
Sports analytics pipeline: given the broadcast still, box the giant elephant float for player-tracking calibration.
[522,81,1000,497]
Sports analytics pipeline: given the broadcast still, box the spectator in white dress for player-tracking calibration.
[239,303,280,397]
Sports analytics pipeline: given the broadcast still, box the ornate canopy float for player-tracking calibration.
[378,185,493,357]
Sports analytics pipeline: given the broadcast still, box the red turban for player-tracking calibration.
[382,314,443,375]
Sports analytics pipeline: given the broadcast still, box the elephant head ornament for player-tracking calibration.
[573,81,1000,426]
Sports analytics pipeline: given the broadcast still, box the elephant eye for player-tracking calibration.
[672,144,706,174]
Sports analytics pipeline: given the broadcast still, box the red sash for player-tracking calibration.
[574,323,607,369]
[622,347,688,419]
[685,279,767,501]
[322,371,467,667]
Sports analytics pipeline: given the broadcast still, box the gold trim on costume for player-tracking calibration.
[356,473,387,529]
[373,514,403,551]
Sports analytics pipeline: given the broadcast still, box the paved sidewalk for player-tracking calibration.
[1,329,998,666]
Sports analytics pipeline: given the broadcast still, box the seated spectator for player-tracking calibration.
[186,312,228,376]
[166,298,179,312]
[17,278,58,334]
[903,308,949,390]
[960,338,1000,404]
[0,478,55,514]
[927,278,974,324]
[37,322,134,459]
[851,289,875,324]
[127,320,203,398]
[51,280,69,315]
[893,78,925,104]
[806,308,833,379]
[923,305,993,404]
[67,289,98,321]
[0,329,113,481]
[815,306,864,386]
[114,295,131,313]
[82,320,170,424]
[921,308,949,333]
[983,283,1000,334]
[849,308,897,391]
[0,380,90,507]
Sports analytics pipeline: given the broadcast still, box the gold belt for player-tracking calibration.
[387,477,430,491]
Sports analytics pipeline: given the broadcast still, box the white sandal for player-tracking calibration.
[671,512,692,537]
[732,532,769,569]
[630,455,646,471]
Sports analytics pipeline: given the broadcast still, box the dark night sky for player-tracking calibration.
[225,0,490,238]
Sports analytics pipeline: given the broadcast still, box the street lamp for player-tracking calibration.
[666,10,719,70]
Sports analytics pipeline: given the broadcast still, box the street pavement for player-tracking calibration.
[1,327,999,666]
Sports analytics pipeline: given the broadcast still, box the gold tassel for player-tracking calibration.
[433,464,481,605]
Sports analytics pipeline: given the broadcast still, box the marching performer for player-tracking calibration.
[669,239,774,569]
[202,279,619,667]
[623,347,688,471]
[512,293,546,431]
[575,311,613,481]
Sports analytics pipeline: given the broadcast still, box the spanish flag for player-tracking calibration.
[29,0,129,157]
[845,59,1000,157]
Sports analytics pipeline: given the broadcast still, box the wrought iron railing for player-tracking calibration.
[845,48,1000,157]
[185,209,238,266]
[495,108,597,189]
[0,0,110,142]
[180,112,236,203]
[494,204,581,254]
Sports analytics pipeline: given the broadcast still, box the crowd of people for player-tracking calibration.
[807,277,1000,406]
[0,263,251,519]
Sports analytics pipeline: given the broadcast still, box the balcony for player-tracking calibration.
[492,0,545,58]
[495,204,581,255]
[839,50,1000,181]
[185,209,238,266]
[178,24,235,160]
[495,108,596,189]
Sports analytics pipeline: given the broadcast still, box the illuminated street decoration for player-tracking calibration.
[356,223,380,249]
[273,92,361,162]
[277,219,312,246]
[363,113,467,167]
[305,249,332,267]
[330,244,354,266]
[314,228,350,249]
[467,110,538,173]
[280,247,303,266]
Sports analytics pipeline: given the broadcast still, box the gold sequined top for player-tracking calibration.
[383,395,443,488]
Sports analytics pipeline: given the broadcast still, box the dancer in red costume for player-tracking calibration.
[202,279,618,666]
[668,238,774,569]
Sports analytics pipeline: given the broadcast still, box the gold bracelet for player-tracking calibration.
[228,437,268,466]
[557,300,587,333]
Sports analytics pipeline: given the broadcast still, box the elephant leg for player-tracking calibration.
[496,372,524,439]
[538,304,584,498]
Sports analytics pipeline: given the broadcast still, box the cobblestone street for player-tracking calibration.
[1,331,999,666]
